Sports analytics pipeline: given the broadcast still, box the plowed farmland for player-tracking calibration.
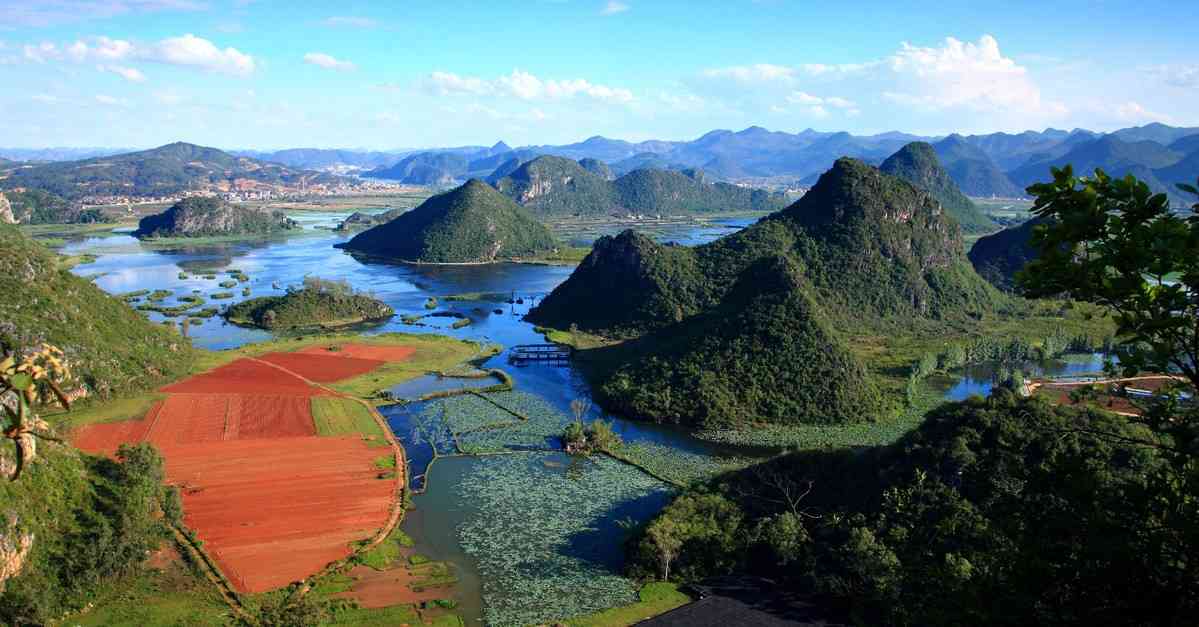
[71,345,415,594]
[257,352,385,383]
[298,343,417,362]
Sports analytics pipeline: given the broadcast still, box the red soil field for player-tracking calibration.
[257,352,385,383]
[166,436,393,593]
[297,343,416,362]
[70,402,161,456]
[71,353,400,594]
[231,394,318,440]
[160,358,327,396]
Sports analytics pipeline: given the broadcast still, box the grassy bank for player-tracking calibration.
[564,582,691,627]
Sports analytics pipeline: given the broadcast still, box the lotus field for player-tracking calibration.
[455,453,674,626]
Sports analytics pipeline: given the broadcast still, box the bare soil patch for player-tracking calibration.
[161,358,327,396]
[332,564,452,608]
[257,352,385,383]
[71,353,399,594]
[297,343,416,363]
[166,436,393,593]
[70,402,160,455]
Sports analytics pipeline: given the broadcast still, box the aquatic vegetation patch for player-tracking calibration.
[456,454,673,626]
[615,441,756,486]
[450,391,573,453]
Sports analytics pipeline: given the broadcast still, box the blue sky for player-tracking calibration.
[1,0,1197,149]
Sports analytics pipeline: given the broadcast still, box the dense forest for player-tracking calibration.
[624,167,1199,626]
[225,277,395,329]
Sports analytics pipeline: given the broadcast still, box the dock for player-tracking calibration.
[509,344,573,364]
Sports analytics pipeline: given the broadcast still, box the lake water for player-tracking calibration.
[59,210,1079,624]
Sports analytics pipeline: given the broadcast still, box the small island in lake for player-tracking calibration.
[336,178,558,263]
[132,196,299,239]
[224,277,394,329]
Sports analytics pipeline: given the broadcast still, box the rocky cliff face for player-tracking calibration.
[0,193,14,225]
[133,197,298,239]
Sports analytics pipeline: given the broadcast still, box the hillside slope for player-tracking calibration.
[529,158,1004,428]
[968,217,1051,291]
[0,224,197,399]
[0,142,342,200]
[338,179,557,263]
[880,142,997,233]
[494,155,786,217]
[933,135,1023,198]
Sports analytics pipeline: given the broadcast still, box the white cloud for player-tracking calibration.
[22,34,255,77]
[23,42,59,63]
[601,1,629,15]
[99,64,146,82]
[303,52,355,72]
[32,94,60,104]
[1113,101,1174,124]
[428,71,491,95]
[702,63,796,84]
[781,91,856,118]
[428,69,634,104]
[145,34,254,76]
[786,91,822,105]
[322,16,377,28]
[702,35,1066,128]
[881,35,1062,116]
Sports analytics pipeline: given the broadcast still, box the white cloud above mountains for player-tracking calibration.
[427,69,634,104]
[21,34,254,77]
[698,35,1071,130]
[303,52,355,72]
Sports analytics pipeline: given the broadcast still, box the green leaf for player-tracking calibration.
[9,373,32,391]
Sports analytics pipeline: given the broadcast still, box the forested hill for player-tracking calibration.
[0,142,344,200]
[337,179,557,263]
[493,155,787,217]
[880,142,997,233]
[527,158,1004,428]
[532,157,999,337]
[132,197,300,239]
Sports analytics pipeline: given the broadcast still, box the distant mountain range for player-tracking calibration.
[491,155,787,217]
[7,122,1199,206]
[358,122,1199,205]
[0,142,350,202]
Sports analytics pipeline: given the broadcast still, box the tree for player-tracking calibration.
[1021,168,1199,458]
[646,518,683,581]
[1020,168,1199,622]
[1022,168,1198,391]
